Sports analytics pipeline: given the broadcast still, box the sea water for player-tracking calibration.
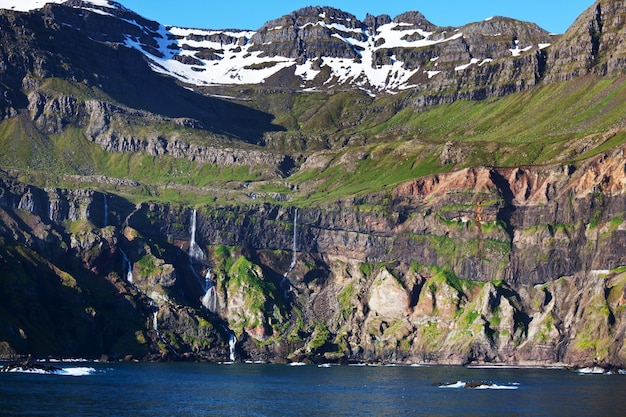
[1,362,625,416]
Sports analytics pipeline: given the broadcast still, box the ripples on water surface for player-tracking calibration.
[2,362,626,416]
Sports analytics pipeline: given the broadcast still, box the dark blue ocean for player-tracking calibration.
[2,362,626,416]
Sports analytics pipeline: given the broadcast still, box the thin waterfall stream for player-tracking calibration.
[188,209,206,262]
[281,208,298,299]
[120,249,133,284]
[201,268,217,313]
[103,194,108,227]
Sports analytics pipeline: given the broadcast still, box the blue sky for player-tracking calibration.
[120,0,594,34]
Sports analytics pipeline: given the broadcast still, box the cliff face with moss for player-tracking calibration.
[1,142,625,366]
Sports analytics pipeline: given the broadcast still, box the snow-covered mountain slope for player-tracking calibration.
[158,22,451,92]
[0,1,556,95]
[157,7,556,94]
[0,0,114,12]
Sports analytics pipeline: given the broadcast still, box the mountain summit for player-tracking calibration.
[0,1,557,95]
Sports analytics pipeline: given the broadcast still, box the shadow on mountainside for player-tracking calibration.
[2,10,284,145]
[58,35,283,145]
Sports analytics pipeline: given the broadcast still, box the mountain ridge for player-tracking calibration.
[0,0,560,95]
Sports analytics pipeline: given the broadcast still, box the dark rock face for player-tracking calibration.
[0,3,284,147]
[242,7,557,98]
[250,7,367,62]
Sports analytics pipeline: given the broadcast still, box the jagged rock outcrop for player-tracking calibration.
[250,7,367,62]
[546,0,626,82]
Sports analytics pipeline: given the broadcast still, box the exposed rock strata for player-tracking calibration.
[25,91,292,172]
[0,145,624,365]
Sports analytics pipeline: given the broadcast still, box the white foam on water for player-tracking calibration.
[439,381,519,390]
[57,367,97,377]
[576,366,608,375]
[7,366,96,376]
[6,367,49,375]
[475,383,519,390]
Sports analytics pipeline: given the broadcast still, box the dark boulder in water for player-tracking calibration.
[464,381,493,389]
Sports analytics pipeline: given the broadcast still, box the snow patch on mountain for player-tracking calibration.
[0,0,115,12]
[141,19,471,94]
[0,0,64,11]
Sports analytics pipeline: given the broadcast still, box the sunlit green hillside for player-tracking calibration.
[2,74,625,206]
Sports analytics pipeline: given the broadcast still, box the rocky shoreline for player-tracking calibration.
[0,359,62,374]
[2,353,624,375]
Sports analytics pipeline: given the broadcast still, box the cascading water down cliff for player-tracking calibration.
[188,209,217,313]
[281,208,298,299]
[228,332,237,362]
[221,325,237,362]
[120,249,133,284]
[188,210,235,361]
[120,248,174,353]
[188,209,206,262]
[201,268,217,313]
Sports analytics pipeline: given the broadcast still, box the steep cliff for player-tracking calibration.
[0,141,624,365]
[546,0,626,82]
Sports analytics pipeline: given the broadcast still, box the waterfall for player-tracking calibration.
[188,209,206,261]
[228,333,237,362]
[119,249,177,356]
[222,325,236,362]
[126,260,133,284]
[201,286,217,312]
[201,269,217,313]
[281,208,298,298]
[103,194,108,227]
[120,250,133,284]
[203,268,212,293]
[289,208,298,270]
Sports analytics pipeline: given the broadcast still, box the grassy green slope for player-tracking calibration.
[1,74,625,206]
[282,74,626,204]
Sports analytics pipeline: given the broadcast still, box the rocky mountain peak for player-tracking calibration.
[249,6,366,62]
[256,6,364,32]
[363,13,391,31]
[392,10,434,29]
